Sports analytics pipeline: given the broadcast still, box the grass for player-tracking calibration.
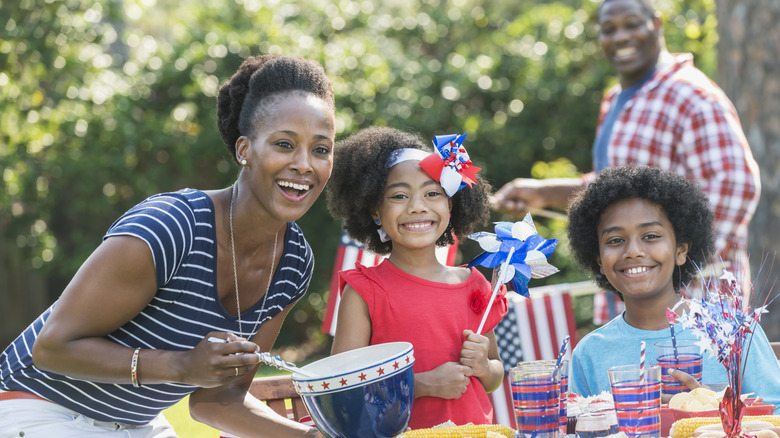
[163,396,220,438]
[161,367,301,437]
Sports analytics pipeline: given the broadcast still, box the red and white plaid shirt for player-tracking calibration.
[585,53,761,273]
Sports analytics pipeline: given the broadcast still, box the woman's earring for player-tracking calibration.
[240,159,247,166]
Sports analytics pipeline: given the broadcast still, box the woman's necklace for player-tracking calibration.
[229,184,278,335]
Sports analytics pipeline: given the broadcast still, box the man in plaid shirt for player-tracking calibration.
[492,0,760,276]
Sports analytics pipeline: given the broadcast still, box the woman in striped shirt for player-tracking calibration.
[0,54,334,437]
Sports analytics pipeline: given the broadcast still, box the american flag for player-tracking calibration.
[489,288,579,428]
[592,291,625,326]
[320,231,458,336]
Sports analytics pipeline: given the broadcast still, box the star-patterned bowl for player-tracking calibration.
[292,342,415,438]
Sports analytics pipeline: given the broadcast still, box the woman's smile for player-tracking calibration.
[277,179,313,201]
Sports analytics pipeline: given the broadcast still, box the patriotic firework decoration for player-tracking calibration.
[467,214,559,298]
[675,270,775,437]
[419,133,481,197]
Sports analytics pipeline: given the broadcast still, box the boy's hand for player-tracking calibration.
[660,368,707,404]
[460,329,490,379]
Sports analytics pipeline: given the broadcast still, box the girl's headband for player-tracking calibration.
[385,134,481,197]
[387,148,431,168]
[419,133,481,197]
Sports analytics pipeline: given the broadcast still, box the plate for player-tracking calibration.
[660,398,774,437]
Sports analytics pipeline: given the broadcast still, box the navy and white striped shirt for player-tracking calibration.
[0,188,314,425]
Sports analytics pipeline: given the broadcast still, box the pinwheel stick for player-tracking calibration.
[476,247,516,335]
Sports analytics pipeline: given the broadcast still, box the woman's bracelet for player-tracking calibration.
[131,347,141,388]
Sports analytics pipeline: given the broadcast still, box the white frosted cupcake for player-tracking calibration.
[574,412,611,438]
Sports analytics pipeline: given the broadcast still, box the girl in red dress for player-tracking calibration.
[326,127,507,429]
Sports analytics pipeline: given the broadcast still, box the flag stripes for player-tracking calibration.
[491,289,579,428]
[321,233,383,336]
[593,291,625,326]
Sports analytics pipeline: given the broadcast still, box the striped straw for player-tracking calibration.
[552,335,570,382]
[670,322,679,361]
[667,309,679,361]
[555,336,570,370]
[639,341,646,384]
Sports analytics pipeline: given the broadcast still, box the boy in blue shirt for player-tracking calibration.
[566,166,780,413]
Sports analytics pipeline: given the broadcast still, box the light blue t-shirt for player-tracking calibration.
[571,311,780,413]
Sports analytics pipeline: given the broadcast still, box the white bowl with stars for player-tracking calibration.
[292,342,415,438]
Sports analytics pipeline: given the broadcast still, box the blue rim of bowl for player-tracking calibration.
[293,344,415,396]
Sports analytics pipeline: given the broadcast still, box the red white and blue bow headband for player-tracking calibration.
[419,134,481,197]
[385,134,481,197]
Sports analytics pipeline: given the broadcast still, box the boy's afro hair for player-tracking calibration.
[326,126,492,255]
[567,165,715,294]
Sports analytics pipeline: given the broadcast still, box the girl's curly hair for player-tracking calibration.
[327,127,492,255]
[216,54,334,161]
[567,165,715,294]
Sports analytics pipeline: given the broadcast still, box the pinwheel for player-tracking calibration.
[467,214,559,333]
[419,133,481,197]
[467,214,559,298]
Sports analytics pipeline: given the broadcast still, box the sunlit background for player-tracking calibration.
[0,0,725,360]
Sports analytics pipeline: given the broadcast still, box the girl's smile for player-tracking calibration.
[373,160,451,251]
[401,221,436,231]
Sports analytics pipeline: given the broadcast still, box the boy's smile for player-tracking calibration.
[596,197,688,301]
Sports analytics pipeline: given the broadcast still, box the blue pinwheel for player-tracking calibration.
[467,214,559,298]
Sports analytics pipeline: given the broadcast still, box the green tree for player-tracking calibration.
[0,0,719,351]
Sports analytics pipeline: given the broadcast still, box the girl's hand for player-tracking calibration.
[180,332,260,387]
[415,361,472,399]
[460,329,490,379]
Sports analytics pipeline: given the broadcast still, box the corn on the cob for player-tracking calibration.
[394,423,516,438]
[669,415,780,438]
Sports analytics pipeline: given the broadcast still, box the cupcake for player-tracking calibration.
[566,393,583,434]
[582,392,614,414]
[591,408,618,434]
[574,412,611,438]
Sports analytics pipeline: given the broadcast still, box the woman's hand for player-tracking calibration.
[178,332,260,388]
[304,428,327,438]
[414,362,473,399]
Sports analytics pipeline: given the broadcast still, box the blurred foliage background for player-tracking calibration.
[1,0,718,358]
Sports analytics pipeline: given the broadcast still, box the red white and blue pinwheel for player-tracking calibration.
[467,214,559,298]
[419,133,481,197]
